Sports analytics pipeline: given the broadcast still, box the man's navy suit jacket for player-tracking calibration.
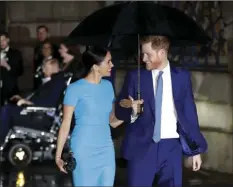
[115,66,208,160]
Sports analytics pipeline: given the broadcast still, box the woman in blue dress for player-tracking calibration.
[55,46,124,186]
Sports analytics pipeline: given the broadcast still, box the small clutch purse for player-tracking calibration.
[63,151,76,173]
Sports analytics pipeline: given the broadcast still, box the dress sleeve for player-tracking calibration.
[63,84,79,107]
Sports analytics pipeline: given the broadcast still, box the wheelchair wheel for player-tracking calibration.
[8,143,32,167]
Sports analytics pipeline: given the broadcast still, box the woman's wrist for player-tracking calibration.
[55,154,61,160]
[55,157,61,161]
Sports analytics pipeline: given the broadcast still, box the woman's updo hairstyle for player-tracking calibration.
[74,46,109,80]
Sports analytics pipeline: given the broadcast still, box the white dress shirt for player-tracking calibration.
[131,63,179,139]
[0,46,9,60]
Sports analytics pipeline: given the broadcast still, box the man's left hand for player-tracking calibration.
[192,154,202,171]
[185,154,202,171]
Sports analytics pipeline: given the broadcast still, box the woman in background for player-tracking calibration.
[58,42,81,74]
[34,40,57,87]
[55,46,124,186]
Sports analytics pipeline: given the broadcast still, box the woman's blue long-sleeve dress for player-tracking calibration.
[63,78,115,186]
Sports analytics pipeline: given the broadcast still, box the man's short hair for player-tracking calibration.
[36,25,49,32]
[43,58,59,66]
[42,58,59,69]
[140,35,170,52]
[0,31,9,38]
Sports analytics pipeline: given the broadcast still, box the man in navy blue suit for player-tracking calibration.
[116,35,207,187]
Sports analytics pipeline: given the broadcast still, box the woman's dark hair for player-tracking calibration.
[62,41,81,57]
[40,40,55,57]
[60,42,82,74]
[74,46,109,81]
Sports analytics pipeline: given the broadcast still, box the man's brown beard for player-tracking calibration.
[151,60,163,69]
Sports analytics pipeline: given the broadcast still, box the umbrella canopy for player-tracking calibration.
[68,1,211,48]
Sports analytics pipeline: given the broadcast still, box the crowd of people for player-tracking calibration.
[0,25,116,104]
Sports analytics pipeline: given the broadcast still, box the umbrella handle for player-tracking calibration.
[137,34,143,114]
[137,92,140,100]
[136,103,144,115]
[137,34,141,100]
[137,92,144,114]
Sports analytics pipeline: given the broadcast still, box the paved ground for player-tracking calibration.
[1,127,233,187]
[1,159,233,187]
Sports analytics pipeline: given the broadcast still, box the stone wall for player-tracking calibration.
[190,1,233,173]
[192,72,233,173]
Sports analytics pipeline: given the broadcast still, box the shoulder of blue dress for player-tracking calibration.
[68,79,84,88]
[101,79,112,86]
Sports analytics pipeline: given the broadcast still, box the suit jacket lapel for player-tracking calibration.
[144,70,155,116]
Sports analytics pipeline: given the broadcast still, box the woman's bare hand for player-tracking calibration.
[55,157,67,174]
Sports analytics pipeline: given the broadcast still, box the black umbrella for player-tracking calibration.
[68,1,210,47]
[68,3,124,47]
[67,1,211,100]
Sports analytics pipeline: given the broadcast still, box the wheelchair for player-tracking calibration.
[0,73,73,168]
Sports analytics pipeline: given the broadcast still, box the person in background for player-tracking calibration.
[34,40,58,87]
[0,59,67,145]
[0,31,24,106]
[33,25,49,89]
[33,25,59,89]
[59,42,81,75]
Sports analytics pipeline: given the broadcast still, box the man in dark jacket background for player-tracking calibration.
[0,31,24,106]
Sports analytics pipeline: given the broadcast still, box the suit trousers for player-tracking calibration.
[127,138,183,187]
